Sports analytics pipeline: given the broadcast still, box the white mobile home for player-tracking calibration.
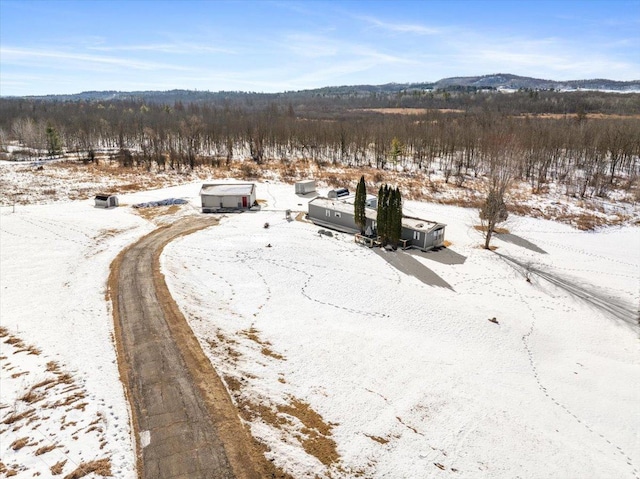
[200,183,256,213]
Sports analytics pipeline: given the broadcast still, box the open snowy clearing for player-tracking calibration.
[162,183,640,478]
[1,179,639,478]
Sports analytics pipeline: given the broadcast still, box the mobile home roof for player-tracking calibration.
[200,184,254,196]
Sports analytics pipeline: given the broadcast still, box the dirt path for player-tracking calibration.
[109,216,263,479]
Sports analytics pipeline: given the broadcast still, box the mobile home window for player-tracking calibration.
[413,231,420,240]
[325,210,330,217]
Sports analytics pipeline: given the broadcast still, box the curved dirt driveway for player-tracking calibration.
[109,216,263,479]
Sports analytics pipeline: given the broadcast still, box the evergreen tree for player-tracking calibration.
[376,185,403,247]
[46,124,61,157]
[388,187,403,247]
[377,185,387,244]
[354,175,367,234]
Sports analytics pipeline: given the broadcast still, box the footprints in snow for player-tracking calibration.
[516,287,638,479]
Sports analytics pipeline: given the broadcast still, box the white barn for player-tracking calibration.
[200,183,256,213]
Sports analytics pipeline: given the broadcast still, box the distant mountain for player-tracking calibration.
[6,74,639,103]
[433,74,640,92]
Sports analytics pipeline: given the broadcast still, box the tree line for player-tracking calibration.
[1,91,639,201]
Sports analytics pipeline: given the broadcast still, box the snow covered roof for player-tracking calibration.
[309,197,377,219]
[402,215,445,232]
[200,183,255,196]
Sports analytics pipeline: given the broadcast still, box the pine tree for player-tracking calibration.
[376,185,403,248]
[390,187,403,247]
[354,175,367,234]
[377,185,387,244]
[46,124,61,157]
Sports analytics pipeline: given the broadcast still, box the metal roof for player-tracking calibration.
[310,197,445,230]
[402,215,445,232]
[200,183,255,196]
[309,197,377,220]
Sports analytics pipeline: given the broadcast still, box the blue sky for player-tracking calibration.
[1,0,639,96]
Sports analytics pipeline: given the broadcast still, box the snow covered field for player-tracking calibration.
[161,183,639,478]
[1,179,639,478]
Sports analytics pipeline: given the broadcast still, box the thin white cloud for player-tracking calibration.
[89,42,235,55]
[359,15,442,35]
[0,47,193,72]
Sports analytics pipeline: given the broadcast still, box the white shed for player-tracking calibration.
[295,180,316,194]
[200,183,256,212]
[95,194,118,208]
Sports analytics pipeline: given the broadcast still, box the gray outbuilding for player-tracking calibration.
[200,183,256,212]
[327,188,350,199]
[295,180,316,195]
[95,194,118,208]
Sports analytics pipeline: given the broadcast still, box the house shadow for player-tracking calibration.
[495,233,547,254]
[408,247,467,265]
[375,249,454,290]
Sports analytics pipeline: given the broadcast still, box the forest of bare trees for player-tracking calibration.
[1,88,639,201]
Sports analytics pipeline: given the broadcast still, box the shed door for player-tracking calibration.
[242,196,248,208]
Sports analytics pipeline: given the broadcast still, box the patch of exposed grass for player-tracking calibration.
[277,399,339,467]
[50,460,67,475]
[133,204,183,221]
[365,434,390,444]
[261,347,285,360]
[473,224,510,234]
[62,458,111,479]
[10,437,29,450]
[2,408,35,425]
[35,444,58,456]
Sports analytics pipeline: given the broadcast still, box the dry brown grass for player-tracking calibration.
[261,347,285,360]
[19,388,44,404]
[277,399,339,467]
[35,444,58,456]
[133,204,183,221]
[50,460,67,475]
[10,437,29,450]
[351,108,465,115]
[62,458,111,479]
[2,408,35,425]
[364,434,389,444]
[473,225,510,234]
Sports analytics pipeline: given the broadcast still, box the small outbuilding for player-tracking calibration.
[327,188,349,199]
[95,194,118,208]
[295,180,316,195]
[200,183,256,213]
